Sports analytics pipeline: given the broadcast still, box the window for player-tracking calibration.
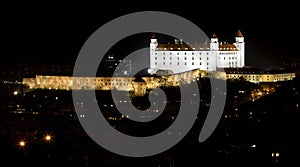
[207,57,209,60]
[155,62,157,65]
[184,52,187,55]
[200,57,202,60]
[207,62,209,65]
[170,57,172,60]
[192,52,194,55]
[169,62,172,65]
[177,52,179,55]
[163,62,165,65]
[170,52,172,55]
[200,62,202,65]
[192,62,194,65]
[163,52,165,55]
[177,57,179,60]
[163,57,165,60]
[155,57,157,60]
[177,62,180,65]
[184,57,187,60]
[185,62,187,65]
[224,57,225,60]
[192,57,194,60]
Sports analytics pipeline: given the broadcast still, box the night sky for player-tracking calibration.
[1,2,299,70]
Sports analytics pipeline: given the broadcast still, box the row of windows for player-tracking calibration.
[229,75,259,78]
[219,52,238,55]
[154,52,210,56]
[155,57,209,61]
[99,82,130,86]
[154,62,209,66]
[94,79,133,82]
[161,47,210,51]
[219,57,237,60]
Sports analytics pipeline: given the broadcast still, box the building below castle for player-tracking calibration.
[225,68,296,83]
[22,68,295,96]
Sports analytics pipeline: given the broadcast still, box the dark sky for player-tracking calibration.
[0,2,299,70]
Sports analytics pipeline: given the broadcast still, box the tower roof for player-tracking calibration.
[212,33,217,38]
[236,29,243,37]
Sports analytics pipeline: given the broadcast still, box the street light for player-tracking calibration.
[13,91,18,96]
[44,134,52,142]
[19,140,26,147]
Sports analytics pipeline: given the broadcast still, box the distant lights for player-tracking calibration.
[272,152,280,157]
[19,141,26,147]
[13,91,18,96]
[44,134,52,142]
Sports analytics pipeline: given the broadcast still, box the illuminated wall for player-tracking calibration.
[226,73,296,83]
[23,69,295,91]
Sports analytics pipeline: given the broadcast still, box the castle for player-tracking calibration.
[149,30,245,74]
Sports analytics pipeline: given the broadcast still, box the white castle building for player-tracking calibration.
[149,30,245,74]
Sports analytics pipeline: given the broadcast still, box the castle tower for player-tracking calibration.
[210,33,219,51]
[149,35,158,74]
[150,34,158,51]
[234,29,245,67]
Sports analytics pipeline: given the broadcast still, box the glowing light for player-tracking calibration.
[44,134,52,142]
[13,91,18,96]
[251,144,256,148]
[272,152,280,157]
[19,141,26,147]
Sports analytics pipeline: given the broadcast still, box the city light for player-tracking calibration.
[272,152,280,157]
[19,140,26,147]
[13,91,18,96]
[44,134,52,142]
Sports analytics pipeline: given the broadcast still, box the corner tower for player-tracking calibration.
[210,33,219,51]
[234,29,245,67]
[149,35,158,74]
